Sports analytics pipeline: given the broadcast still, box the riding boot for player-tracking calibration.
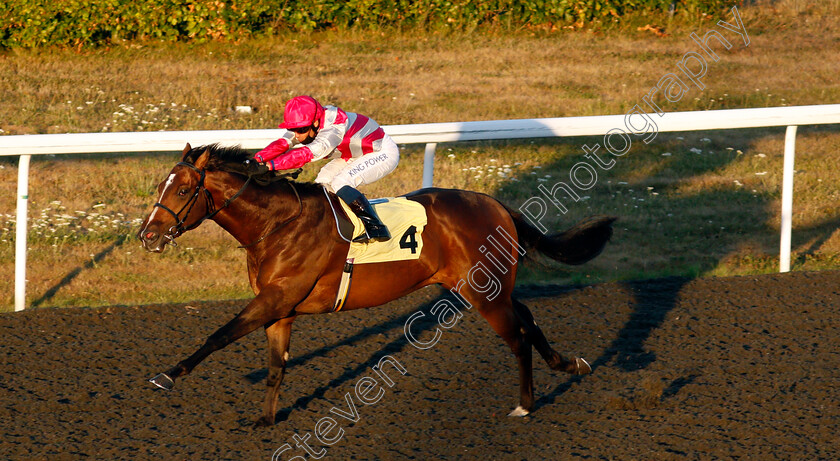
[335,185,391,242]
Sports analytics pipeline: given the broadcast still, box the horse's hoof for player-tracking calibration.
[574,357,592,375]
[507,406,530,417]
[149,373,175,390]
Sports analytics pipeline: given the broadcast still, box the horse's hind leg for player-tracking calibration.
[254,316,295,428]
[469,297,536,416]
[512,298,591,375]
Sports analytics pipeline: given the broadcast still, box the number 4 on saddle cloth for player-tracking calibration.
[324,190,428,311]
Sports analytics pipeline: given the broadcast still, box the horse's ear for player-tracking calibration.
[181,143,192,161]
[194,149,211,170]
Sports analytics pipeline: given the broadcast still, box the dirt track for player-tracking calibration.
[2,270,839,460]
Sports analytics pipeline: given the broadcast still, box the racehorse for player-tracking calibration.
[138,143,616,427]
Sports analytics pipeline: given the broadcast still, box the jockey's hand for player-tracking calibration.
[244,160,270,176]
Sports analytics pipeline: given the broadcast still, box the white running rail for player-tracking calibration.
[3,104,840,311]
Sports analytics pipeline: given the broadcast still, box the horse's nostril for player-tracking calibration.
[144,231,157,241]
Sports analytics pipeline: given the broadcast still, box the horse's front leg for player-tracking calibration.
[149,288,292,390]
[254,316,295,428]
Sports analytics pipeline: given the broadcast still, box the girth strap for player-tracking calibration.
[333,258,355,312]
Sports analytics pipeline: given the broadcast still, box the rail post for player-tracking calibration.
[15,155,31,311]
[779,125,797,273]
[422,143,437,188]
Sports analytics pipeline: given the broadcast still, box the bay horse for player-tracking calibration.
[138,143,616,427]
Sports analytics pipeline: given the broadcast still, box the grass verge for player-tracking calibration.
[1,2,839,310]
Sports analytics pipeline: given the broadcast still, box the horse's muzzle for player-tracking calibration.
[137,227,169,253]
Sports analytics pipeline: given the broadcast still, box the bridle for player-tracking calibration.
[152,162,252,246]
[152,161,302,248]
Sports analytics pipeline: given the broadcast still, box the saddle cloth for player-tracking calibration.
[337,196,427,264]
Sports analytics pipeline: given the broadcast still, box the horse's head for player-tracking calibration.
[137,143,214,252]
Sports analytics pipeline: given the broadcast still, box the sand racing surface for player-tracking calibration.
[2,270,839,460]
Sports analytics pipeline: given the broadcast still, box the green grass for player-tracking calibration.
[1,2,839,310]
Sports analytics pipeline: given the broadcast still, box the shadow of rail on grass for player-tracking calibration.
[793,215,840,267]
[30,235,128,308]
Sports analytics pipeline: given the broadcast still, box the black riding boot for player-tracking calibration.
[336,186,391,242]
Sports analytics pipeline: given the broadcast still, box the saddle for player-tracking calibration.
[324,189,427,263]
[323,188,428,311]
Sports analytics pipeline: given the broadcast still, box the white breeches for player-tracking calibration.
[315,133,400,192]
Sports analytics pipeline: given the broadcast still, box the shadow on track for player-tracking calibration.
[242,296,446,422]
[533,277,689,410]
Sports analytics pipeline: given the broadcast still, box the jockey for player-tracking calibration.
[250,95,399,242]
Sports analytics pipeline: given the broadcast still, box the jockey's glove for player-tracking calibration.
[244,159,271,176]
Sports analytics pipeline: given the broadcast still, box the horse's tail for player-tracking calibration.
[509,210,617,265]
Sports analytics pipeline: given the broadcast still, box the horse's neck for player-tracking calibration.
[209,178,325,249]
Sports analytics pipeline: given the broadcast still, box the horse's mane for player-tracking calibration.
[182,143,323,194]
[183,142,253,168]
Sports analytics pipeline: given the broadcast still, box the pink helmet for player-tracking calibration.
[279,95,324,129]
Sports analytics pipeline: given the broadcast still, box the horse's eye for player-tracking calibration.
[177,188,189,197]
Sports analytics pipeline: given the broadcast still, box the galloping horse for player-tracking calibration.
[138,143,615,426]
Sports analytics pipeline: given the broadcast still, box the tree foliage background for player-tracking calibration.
[0,0,732,48]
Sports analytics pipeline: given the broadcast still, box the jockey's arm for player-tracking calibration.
[264,114,347,170]
[254,131,297,163]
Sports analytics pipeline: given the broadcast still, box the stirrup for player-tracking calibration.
[354,225,391,243]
